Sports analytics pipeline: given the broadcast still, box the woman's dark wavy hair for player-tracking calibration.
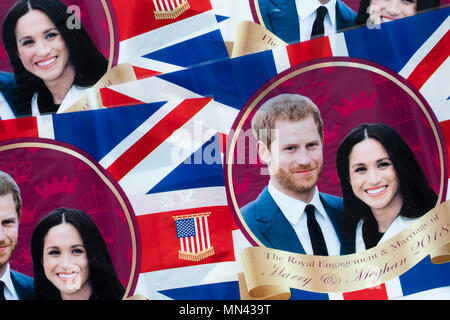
[30,208,125,300]
[336,123,438,248]
[2,0,108,116]
[355,0,441,25]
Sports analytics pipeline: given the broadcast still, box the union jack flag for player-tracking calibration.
[1,4,449,301]
[95,6,450,300]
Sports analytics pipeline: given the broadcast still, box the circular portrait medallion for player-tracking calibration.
[1,137,141,298]
[224,57,448,248]
[0,0,119,72]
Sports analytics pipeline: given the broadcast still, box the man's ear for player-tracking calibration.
[257,141,271,165]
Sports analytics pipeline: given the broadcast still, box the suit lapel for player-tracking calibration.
[265,0,300,43]
[10,270,33,300]
[335,0,356,30]
[254,188,306,254]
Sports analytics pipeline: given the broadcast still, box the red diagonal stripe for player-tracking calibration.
[407,30,450,89]
[132,66,162,80]
[100,87,145,108]
[111,0,213,41]
[286,36,333,67]
[107,97,213,181]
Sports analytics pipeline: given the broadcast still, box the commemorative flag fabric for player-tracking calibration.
[82,7,450,300]
[1,1,450,301]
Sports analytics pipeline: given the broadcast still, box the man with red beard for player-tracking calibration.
[241,94,343,256]
[0,171,33,300]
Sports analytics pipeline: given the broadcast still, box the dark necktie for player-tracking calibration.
[311,6,328,38]
[305,204,328,255]
[0,280,6,300]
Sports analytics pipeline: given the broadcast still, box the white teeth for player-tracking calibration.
[366,186,387,194]
[58,273,77,279]
[381,17,395,22]
[37,57,56,67]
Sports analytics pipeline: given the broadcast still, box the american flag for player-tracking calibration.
[153,0,190,20]
[174,212,215,262]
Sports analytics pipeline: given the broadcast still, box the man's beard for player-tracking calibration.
[275,163,323,195]
[0,240,17,271]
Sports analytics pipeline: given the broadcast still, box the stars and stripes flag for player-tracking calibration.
[174,212,215,262]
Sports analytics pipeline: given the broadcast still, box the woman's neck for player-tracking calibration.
[44,64,76,105]
[370,194,404,233]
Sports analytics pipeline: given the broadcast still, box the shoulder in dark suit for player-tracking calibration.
[241,186,344,254]
[257,0,356,43]
[11,270,34,300]
[0,71,19,116]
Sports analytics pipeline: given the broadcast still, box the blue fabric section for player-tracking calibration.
[52,102,165,161]
[290,289,330,300]
[147,134,224,194]
[143,30,229,68]
[157,50,278,109]
[159,281,241,300]
[399,257,450,296]
[215,14,230,23]
[345,7,449,73]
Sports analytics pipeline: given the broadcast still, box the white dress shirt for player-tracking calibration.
[31,85,96,116]
[0,264,19,300]
[268,180,341,255]
[355,215,415,252]
[295,0,338,42]
[0,92,15,120]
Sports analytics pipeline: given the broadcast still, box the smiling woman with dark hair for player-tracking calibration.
[30,208,125,300]
[2,0,108,117]
[336,123,438,253]
[355,0,441,25]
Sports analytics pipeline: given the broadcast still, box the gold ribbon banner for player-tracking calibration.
[239,200,450,300]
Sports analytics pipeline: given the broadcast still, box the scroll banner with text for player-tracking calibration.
[239,200,450,300]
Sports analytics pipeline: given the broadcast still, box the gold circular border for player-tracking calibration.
[227,60,446,248]
[100,0,116,70]
[252,0,264,28]
[0,141,138,298]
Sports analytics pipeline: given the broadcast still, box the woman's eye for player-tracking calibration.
[72,249,84,254]
[21,39,34,46]
[354,167,366,173]
[45,32,59,39]
[48,250,60,255]
[378,161,391,168]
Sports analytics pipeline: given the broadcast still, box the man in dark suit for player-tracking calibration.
[0,171,33,300]
[257,0,356,43]
[241,94,343,255]
[0,71,18,120]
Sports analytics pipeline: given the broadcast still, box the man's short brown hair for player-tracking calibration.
[251,94,324,149]
[0,171,22,219]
